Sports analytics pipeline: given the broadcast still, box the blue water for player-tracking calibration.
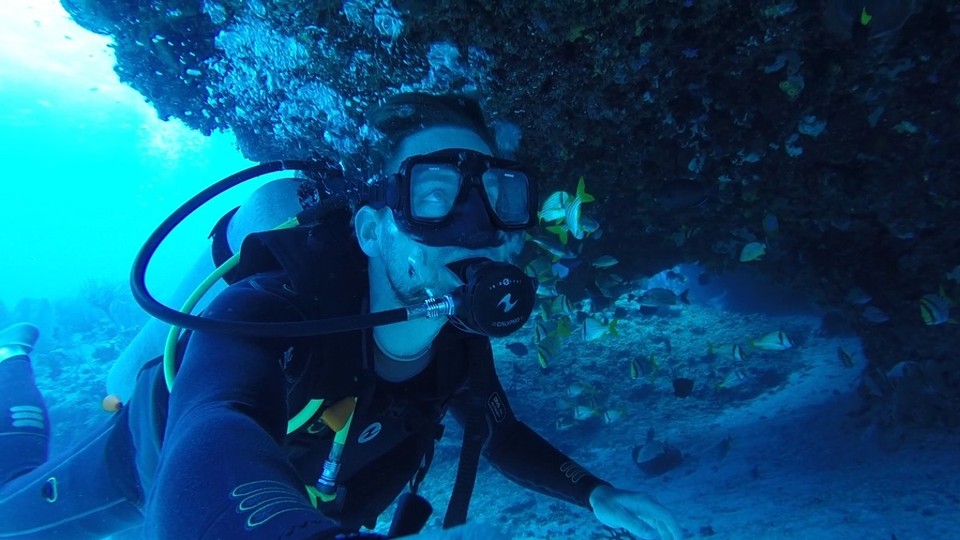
[0,0,252,304]
[3,3,959,540]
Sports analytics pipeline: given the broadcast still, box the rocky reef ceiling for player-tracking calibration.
[60,0,959,433]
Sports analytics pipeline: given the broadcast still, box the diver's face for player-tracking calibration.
[376,127,523,305]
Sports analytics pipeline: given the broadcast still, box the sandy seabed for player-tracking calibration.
[34,304,960,540]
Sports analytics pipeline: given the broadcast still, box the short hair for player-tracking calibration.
[365,92,498,172]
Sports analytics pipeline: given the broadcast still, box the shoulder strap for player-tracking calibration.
[229,210,371,401]
[209,206,241,284]
[442,335,494,529]
[231,209,365,298]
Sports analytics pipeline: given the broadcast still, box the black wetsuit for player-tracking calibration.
[0,222,607,539]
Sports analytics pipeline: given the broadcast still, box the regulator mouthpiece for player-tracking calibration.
[444,258,537,338]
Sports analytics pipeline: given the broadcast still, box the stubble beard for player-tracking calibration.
[384,250,432,306]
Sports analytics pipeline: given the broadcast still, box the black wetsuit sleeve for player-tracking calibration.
[145,281,347,539]
[449,339,610,510]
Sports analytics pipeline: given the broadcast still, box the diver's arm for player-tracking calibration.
[145,281,347,539]
[449,340,609,510]
[483,419,610,509]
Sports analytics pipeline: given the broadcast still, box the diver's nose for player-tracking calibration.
[446,190,503,248]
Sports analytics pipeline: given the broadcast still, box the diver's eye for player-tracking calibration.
[414,185,457,217]
[411,164,460,219]
[422,188,450,203]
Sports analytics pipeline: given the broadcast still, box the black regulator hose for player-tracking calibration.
[130,160,412,337]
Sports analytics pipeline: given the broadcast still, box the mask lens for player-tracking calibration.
[410,163,461,220]
[482,168,529,226]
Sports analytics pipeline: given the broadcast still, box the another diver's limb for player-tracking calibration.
[0,411,144,539]
[0,323,48,485]
[1,322,143,538]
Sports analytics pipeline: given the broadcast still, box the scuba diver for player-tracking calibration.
[0,93,681,539]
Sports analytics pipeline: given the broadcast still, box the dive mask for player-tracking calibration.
[370,148,538,248]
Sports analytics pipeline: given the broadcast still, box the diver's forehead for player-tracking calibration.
[386,126,493,172]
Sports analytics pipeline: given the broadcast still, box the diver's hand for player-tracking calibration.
[589,485,681,540]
